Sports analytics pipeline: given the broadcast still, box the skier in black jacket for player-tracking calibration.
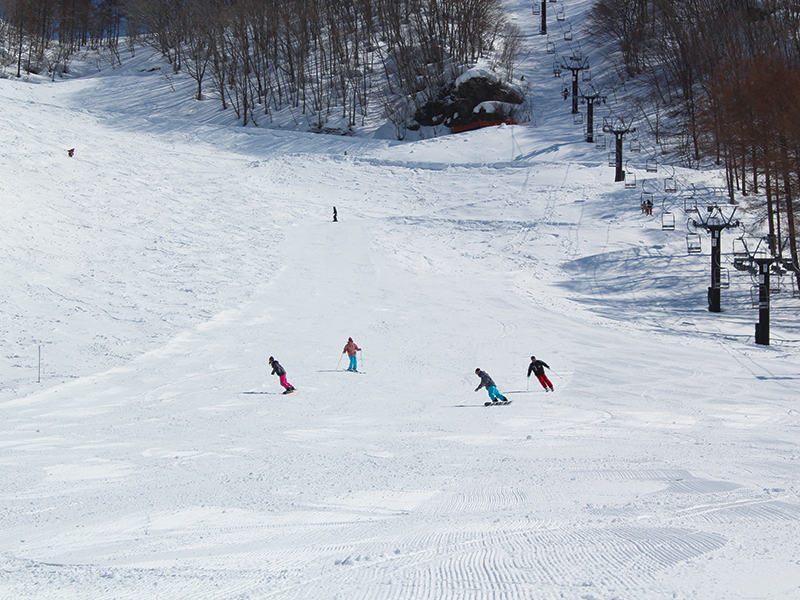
[527,356,554,392]
[269,357,295,394]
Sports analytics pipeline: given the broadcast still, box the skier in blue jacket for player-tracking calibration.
[475,368,507,403]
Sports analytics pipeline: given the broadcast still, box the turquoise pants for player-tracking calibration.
[348,355,358,371]
[487,385,505,401]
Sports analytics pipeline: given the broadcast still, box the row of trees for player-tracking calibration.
[0,0,125,77]
[1,0,522,133]
[589,0,800,273]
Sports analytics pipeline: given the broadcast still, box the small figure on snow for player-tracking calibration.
[269,356,295,394]
[333,206,338,222]
[475,368,507,403]
[527,355,554,392]
[67,148,75,157]
[343,337,361,371]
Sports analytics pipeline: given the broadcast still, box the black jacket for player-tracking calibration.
[527,360,550,377]
[270,360,286,376]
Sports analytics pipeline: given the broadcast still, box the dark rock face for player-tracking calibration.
[414,76,524,128]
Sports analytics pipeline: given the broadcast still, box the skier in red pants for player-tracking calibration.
[527,356,554,392]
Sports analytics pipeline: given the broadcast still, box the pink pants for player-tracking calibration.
[279,374,293,390]
[536,373,553,390]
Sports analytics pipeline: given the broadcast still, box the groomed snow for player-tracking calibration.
[1,0,799,598]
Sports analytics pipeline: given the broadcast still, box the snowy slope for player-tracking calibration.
[1,1,800,599]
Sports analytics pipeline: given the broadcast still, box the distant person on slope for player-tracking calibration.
[527,356,554,392]
[269,357,295,394]
[475,368,507,403]
[342,337,361,371]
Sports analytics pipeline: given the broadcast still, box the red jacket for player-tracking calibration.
[343,341,361,356]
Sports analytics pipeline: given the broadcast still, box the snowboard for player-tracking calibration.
[485,399,512,406]
[282,388,297,395]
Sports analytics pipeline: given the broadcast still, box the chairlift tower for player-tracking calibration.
[602,116,636,182]
[540,1,547,34]
[689,205,740,313]
[579,85,607,144]
[733,237,800,345]
[560,54,589,114]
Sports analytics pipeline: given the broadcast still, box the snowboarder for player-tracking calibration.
[269,357,295,394]
[342,337,361,371]
[475,368,507,403]
[67,148,74,157]
[527,355,554,392]
[333,206,338,222]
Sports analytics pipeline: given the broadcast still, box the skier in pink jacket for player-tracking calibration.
[342,337,361,371]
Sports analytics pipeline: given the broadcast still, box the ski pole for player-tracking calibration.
[358,349,363,369]
[336,353,344,370]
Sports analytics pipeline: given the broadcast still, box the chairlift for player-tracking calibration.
[582,68,591,82]
[686,233,702,254]
[732,237,748,257]
[771,275,782,294]
[553,62,562,77]
[665,177,677,193]
[629,138,641,153]
[624,171,636,189]
[532,2,541,15]
[546,41,556,54]
[556,6,566,20]
[595,134,606,149]
[683,197,698,213]
[646,159,658,173]
[718,268,730,290]
[564,28,573,41]
[573,112,583,125]
[750,285,767,308]
[608,152,617,167]
[661,211,676,231]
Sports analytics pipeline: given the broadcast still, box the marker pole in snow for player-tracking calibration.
[38,345,42,383]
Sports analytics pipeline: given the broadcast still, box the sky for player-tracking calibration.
[1,0,799,599]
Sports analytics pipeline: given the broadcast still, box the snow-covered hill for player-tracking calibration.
[1,1,799,598]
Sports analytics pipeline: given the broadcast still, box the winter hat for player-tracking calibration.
[269,356,274,362]
[475,368,481,374]
[348,337,353,342]
[531,356,536,360]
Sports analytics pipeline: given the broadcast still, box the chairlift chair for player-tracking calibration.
[532,2,541,15]
[608,152,617,167]
[546,41,556,54]
[686,233,702,254]
[629,138,641,153]
[771,275,782,294]
[582,69,591,82]
[595,134,606,149]
[661,211,676,231]
[646,159,658,173]
[556,6,566,20]
[732,237,748,257]
[624,171,636,189]
[684,197,698,213]
[718,268,730,290]
[573,112,583,125]
[665,177,677,193]
[564,28,573,41]
[750,285,767,308]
